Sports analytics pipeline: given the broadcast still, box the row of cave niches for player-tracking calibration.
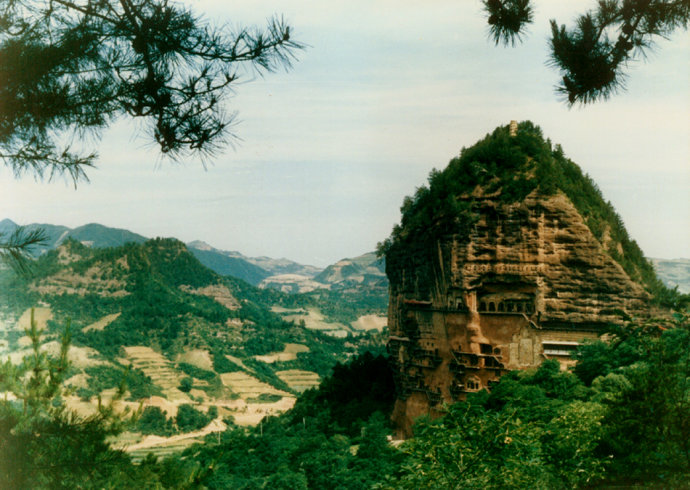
[478,298,534,314]
[388,339,506,406]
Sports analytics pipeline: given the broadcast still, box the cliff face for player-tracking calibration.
[384,122,660,436]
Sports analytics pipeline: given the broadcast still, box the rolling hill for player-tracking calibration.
[0,237,387,458]
[0,219,146,254]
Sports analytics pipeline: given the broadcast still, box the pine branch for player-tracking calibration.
[483,0,534,46]
[0,0,303,179]
[0,225,48,274]
[550,0,690,105]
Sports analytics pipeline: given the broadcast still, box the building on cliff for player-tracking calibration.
[382,121,664,437]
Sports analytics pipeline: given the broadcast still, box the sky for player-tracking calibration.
[1,1,689,267]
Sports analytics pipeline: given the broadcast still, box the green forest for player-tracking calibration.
[0,237,384,382]
[1,311,689,488]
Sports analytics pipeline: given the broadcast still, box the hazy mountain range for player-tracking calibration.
[0,218,147,250]
[0,219,387,293]
[651,258,690,294]
[1,218,686,293]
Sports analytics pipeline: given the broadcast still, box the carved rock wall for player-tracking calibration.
[387,190,652,437]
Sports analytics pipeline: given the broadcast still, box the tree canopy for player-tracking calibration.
[0,0,302,183]
[483,0,690,104]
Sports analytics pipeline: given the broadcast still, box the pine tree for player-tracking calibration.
[0,0,303,272]
[0,310,155,488]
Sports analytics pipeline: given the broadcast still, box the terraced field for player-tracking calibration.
[219,371,290,399]
[254,343,309,363]
[278,307,350,338]
[123,346,189,401]
[124,418,227,462]
[276,370,320,392]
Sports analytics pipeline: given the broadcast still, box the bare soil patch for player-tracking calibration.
[143,396,179,417]
[65,373,90,389]
[83,312,121,332]
[16,307,53,330]
[177,348,213,371]
[180,283,239,310]
[270,306,306,314]
[350,314,387,331]
[30,267,127,297]
[231,397,297,426]
[253,343,309,363]
[225,354,252,371]
[283,307,349,337]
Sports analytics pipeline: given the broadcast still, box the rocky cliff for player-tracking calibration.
[382,122,670,436]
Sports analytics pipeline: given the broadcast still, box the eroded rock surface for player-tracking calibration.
[387,189,654,437]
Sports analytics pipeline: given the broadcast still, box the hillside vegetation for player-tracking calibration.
[379,121,678,306]
[0,238,385,455]
[3,314,688,488]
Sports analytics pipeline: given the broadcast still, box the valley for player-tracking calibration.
[0,215,687,465]
[0,231,388,458]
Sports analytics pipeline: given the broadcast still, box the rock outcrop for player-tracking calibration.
[383,122,662,437]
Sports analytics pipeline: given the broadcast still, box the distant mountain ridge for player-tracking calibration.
[187,241,386,293]
[3,218,686,294]
[187,244,271,286]
[186,240,321,286]
[1,220,382,291]
[0,219,146,253]
[188,240,321,276]
[314,252,386,288]
[651,258,690,294]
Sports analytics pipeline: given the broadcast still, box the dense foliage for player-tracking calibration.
[288,352,397,437]
[181,352,401,489]
[380,121,680,305]
[388,313,690,488]
[2,313,688,487]
[0,316,145,488]
[79,364,162,401]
